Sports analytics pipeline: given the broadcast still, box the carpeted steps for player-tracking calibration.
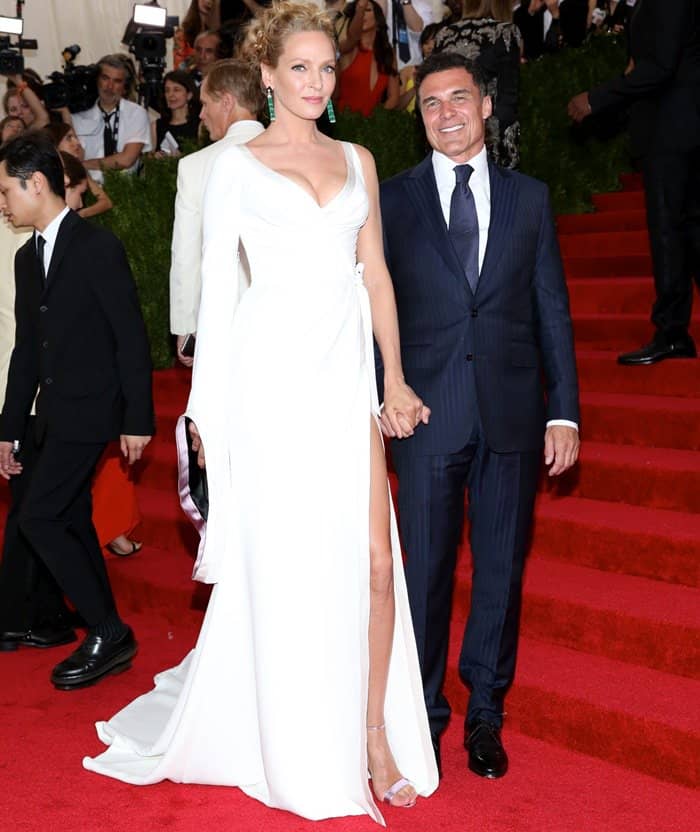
[563,253,652,277]
[530,494,700,587]
[579,391,700,449]
[573,312,700,349]
[559,229,650,258]
[592,189,646,212]
[568,276,654,313]
[576,349,700,397]
[455,558,700,678]
[443,636,699,788]
[557,209,647,234]
[563,441,700,513]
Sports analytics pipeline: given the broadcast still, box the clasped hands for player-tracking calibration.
[379,379,431,439]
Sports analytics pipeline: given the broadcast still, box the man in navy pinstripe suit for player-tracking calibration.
[379,53,580,779]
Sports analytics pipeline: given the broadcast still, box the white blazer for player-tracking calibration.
[0,221,32,412]
[169,119,265,336]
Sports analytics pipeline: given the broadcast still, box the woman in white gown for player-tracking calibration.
[83,1,439,823]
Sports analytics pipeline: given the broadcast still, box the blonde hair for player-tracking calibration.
[242,1,336,68]
[204,59,265,117]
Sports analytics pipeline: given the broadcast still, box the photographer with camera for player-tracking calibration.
[71,54,152,183]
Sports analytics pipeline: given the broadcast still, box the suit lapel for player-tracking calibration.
[46,210,81,287]
[405,155,468,285]
[479,163,517,292]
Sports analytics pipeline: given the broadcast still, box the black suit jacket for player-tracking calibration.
[380,155,579,458]
[589,0,700,156]
[0,210,154,444]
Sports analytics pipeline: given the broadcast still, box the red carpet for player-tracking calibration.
[1,173,699,829]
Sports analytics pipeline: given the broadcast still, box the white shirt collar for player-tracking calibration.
[37,205,70,245]
[36,205,71,271]
[431,144,489,191]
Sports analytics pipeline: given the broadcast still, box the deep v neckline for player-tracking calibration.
[241,143,352,210]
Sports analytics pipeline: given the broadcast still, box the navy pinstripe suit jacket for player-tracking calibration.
[379,154,580,457]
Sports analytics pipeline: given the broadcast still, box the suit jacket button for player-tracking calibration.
[42,340,49,349]
[466,353,474,362]
[471,308,478,318]
[39,305,48,312]
[45,377,53,384]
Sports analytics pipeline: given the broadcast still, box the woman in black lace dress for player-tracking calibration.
[434,0,521,168]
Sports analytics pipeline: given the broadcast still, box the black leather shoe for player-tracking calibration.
[617,335,697,366]
[465,721,508,779]
[0,623,77,652]
[51,627,137,690]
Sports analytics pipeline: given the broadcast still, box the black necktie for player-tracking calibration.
[393,1,411,63]
[36,234,47,285]
[448,164,479,293]
[101,109,117,156]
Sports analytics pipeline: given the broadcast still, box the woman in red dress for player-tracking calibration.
[336,0,399,117]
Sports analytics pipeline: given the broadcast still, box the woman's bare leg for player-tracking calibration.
[366,418,416,807]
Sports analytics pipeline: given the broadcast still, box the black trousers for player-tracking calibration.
[16,433,116,628]
[643,147,700,339]
[0,419,70,631]
[394,434,540,735]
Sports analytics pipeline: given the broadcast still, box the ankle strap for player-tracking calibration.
[367,723,386,732]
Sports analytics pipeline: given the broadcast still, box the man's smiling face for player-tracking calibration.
[419,67,492,163]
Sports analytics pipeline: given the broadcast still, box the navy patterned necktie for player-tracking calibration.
[448,164,479,293]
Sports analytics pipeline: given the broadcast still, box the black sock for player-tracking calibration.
[91,612,128,641]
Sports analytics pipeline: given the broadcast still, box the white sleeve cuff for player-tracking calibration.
[546,419,579,431]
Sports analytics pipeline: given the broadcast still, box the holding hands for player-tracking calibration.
[380,380,431,439]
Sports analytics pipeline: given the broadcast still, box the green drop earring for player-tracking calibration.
[326,98,336,124]
[266,86,276,122]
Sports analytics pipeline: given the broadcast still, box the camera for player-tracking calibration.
[0,36,24,75]
[43,45,98,113]
[0,15,38,77]
[122,4,178,109]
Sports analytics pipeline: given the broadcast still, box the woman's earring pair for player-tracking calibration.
[265,86,336,125]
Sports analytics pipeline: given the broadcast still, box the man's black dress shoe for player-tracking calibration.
[465,721,508,779]
[0,623,77,652]
[618,335,697,366]
[51,627,137,690]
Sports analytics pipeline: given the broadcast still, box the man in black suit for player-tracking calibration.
[380,52,580,778]
[569,0,700,365]
[0,133,154,689]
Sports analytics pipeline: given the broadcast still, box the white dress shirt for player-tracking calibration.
[72,98,152,183]
[431,145,578,432]
[432,145,491,273]
[36,205,70,276]
[380,0,440,69]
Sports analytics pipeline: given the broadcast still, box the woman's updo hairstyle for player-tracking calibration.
[242,1,337,69]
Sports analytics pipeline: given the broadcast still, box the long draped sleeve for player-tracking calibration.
[178,146,244,583]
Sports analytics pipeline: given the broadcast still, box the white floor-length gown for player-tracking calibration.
[83,142,439,823]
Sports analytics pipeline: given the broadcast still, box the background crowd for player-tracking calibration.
[0,1,639,176]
